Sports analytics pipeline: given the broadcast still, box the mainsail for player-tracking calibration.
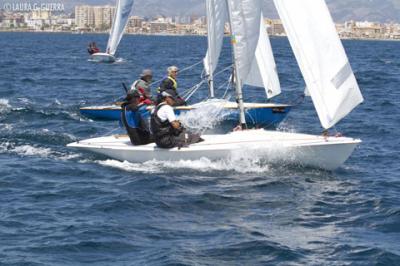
[274,0,363,129]
[226,0,263,125]
[204,0,227,77]
[244,14,281,99]
[226,0,262,86]
[106,0,134,56]
[204,0,228,97]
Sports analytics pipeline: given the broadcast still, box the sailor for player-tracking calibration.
[151,89,202,149]
[121,90,153,145]
[88,42,100,55]
[156,66,186,106]
[129,69,154,105]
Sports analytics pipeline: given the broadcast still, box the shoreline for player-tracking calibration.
[0,29,399,42]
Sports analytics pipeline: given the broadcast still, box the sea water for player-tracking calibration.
[0,32,399,265]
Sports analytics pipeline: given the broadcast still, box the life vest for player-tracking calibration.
[157,76,178,94]
[121,104,152,145]
[150,103,175,148]
[130,80,139,92]
[167,76,177,90]
[130,79,152,105]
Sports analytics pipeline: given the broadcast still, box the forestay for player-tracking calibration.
[274,0,363,129]
[106,0,134,56]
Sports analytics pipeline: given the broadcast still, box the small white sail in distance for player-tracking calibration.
[203,0,281,99]
[274,0,364,129]
[106,0,134,56]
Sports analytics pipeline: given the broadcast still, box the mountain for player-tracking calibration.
[326,0,400,22]
[1,0,399,22]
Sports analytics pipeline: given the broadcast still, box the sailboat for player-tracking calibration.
[70,0,363,171]
[80,0,291,128]
[90,0,134,63]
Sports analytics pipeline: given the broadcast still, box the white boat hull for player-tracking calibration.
[68,130,361,171]
[90,52,116,63]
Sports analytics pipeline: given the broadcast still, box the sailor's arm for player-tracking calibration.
[165,106,183,132]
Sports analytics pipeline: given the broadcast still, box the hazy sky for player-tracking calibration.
[1,0,399,22]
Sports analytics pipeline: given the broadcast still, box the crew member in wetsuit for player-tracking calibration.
[121,91,153,145]
[151,89,202,149]
[156,66,186,106]
[129,69,154,105]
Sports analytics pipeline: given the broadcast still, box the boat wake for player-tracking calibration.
[114,57,125,63]
[94,154,273,174]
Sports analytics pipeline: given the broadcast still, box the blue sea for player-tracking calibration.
[0,32,399,265]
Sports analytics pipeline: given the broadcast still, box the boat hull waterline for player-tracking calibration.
[79,102,291,128]
[67,130,361,171]
[90,52,116,63]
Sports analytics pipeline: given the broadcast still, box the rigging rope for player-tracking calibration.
[149,60,204,87]
[183,80,207,101]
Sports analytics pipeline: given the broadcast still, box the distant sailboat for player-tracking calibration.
[91,0,134,63]
[70,0,363,171]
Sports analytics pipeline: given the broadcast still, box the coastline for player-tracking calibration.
[0,29,399,42]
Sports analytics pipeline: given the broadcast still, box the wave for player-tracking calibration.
[0,98,11,114]
[1,127,78,146]
[0,97,85,122]
[10,106,83,122]
[0,141,52,157]
[0,141,80,161]
[0,123,13,131]
[12,144,53,157]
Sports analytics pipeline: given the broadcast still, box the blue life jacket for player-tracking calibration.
[122,104,149,129]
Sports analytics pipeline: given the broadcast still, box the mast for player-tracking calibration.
[206,0,215,98]
[225,0,247,128]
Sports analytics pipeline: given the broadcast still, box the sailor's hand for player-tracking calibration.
[233,125,242,131]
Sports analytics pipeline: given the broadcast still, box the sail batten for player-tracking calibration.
[274,0,363,129]
[106,0,134,56]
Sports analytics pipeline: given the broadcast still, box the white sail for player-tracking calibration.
[203,0,228,76]
[227,0,262,84]
[244,14,281,99]
[106,0,134,56]
[274,0,363,129]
